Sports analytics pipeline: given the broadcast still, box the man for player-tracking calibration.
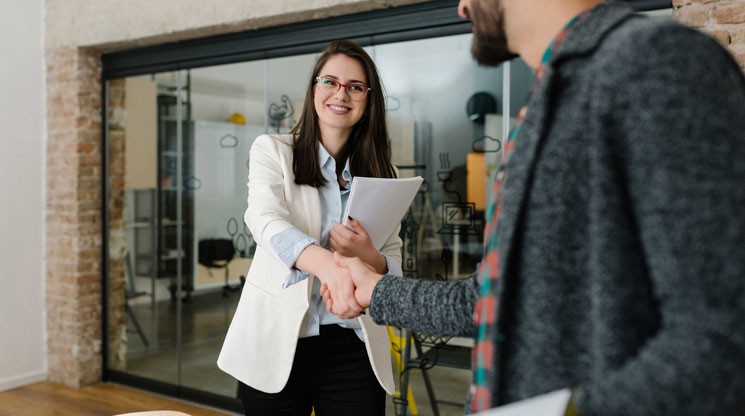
[323,0,745,414]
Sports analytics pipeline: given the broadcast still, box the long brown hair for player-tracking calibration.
[291,39,396,187]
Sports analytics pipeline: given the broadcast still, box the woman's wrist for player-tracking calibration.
[295,244,335,282]
[365,250,388,274]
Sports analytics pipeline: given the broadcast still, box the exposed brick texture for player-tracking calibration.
[107,79,127,373]
[45,43,129,385]
[674,0,745,69]
[713,1,745,24]
[45,47,105,387]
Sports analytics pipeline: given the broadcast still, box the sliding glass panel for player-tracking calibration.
[374,34,533,283]
[107,70,189,386]
[370,35,534,414]
[181,60,266,396]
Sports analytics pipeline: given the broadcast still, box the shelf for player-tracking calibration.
[159,117,190,122]
[125,222,153,229]
[156,92,195,297]
[161,220,183,226]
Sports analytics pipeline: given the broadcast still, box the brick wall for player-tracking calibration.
[107,79,128,372]
[45,47,105,387]
[673,0,745,69]
[45,45,128,385]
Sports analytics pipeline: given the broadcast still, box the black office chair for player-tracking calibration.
[198,238,240,297]
[124,252,149,347]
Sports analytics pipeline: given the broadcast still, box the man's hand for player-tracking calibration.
[294,244,364,319]
[321,252,384,313]
[320,264,365,319]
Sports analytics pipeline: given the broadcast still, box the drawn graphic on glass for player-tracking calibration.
[219,134,238,148]
[386,96,401,112]
[184,176,202,190]
[400,209,419,280]
[435,152,479,238]
[436,152,462,203]
[268,94,294,133]
[472,135,502,153]
[226,216,255,259]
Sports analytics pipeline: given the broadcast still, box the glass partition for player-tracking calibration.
[106,32,535,412]
[183,60,266,395]
[107,70,190,387]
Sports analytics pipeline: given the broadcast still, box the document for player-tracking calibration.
[472,388,571,416]
[342,176,423,249]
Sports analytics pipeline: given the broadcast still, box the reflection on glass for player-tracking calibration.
[107,32,535,406]
[373,35,533,282]
[108,71,182,386]
[184,60,267,395]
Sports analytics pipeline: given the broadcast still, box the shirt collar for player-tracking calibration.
[318,143,352,188]
[545,3,630,65]
[318,142,334,170]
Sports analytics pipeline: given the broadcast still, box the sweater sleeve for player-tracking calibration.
[575,21,745,416]
[368,273,479,337]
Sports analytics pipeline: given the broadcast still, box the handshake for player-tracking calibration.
[319,252,385,320]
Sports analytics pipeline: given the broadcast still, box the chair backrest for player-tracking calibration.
[198,238,235,268]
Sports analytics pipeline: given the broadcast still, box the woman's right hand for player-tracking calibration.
[318,263,365,319]
[294,244,364,319]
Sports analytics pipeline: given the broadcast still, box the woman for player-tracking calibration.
[217,40,402,416]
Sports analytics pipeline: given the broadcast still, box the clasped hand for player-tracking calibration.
[321,252,383,318]
[321,218,384,319]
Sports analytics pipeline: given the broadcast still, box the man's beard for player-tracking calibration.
[470,0,518,66]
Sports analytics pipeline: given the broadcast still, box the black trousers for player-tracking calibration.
[238,324,386,416]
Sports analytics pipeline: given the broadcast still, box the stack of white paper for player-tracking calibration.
[473,388,571,416]
[342,176,423,249]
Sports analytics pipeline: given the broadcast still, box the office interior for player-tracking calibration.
[0,1,676,415]
[109,34,533,415]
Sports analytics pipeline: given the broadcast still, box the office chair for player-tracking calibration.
[198,238,240,297]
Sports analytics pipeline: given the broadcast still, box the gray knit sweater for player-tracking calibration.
[370,3,745,415]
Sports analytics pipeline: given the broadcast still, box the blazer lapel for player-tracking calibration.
[496,67,556,291]
[495,3,634,298]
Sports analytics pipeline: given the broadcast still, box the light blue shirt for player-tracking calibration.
[269,144,403,341]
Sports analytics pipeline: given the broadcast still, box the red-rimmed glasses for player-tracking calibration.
[315,76,371,101]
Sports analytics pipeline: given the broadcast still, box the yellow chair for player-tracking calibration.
[388,326,418,415]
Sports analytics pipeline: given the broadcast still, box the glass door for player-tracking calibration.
[106,69,203,389]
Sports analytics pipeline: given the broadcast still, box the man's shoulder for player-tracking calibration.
[597,15,730,69]
[587,14,740,86]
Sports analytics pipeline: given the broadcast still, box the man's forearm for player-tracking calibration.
[369,273,479,337]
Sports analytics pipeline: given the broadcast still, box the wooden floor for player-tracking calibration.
[0,382,232,416]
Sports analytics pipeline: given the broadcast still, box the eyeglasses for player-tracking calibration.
[315,76,371,101]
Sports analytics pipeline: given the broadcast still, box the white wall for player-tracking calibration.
[0,0,47,391]
[44,0,427,51]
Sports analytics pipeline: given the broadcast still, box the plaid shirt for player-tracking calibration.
[470,7,595,413]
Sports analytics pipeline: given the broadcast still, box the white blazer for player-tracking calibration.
[217,134,402,395]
